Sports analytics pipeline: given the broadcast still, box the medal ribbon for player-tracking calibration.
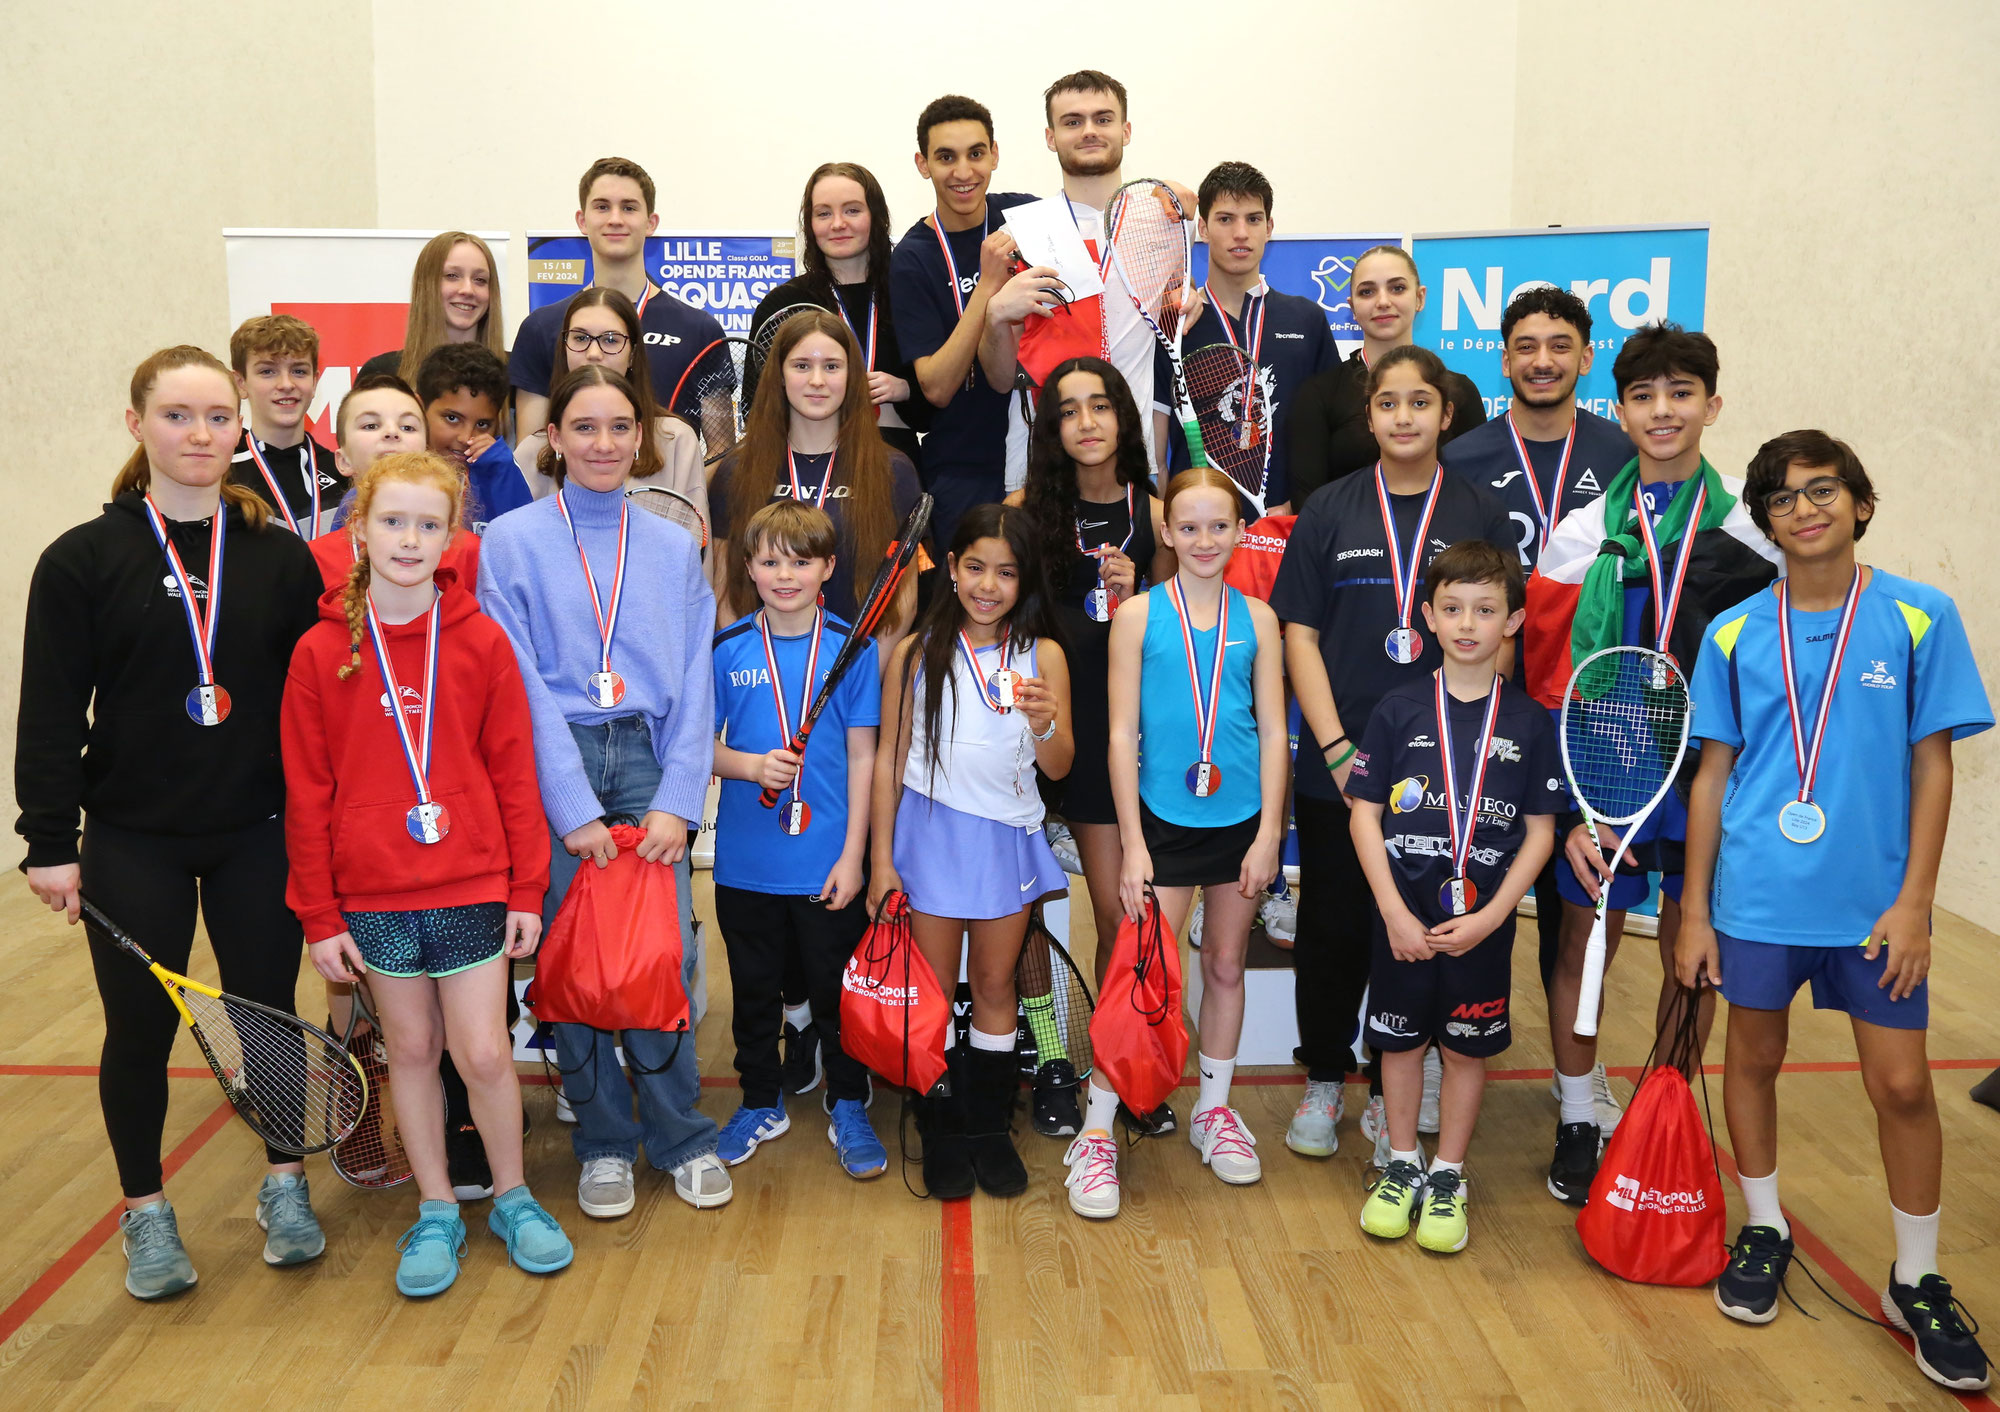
[834,291,878,372]
[1167,577,1229,771]
[1201,279,1268,369]
[786,447,837,507]
[1075,483,1137,588]
[758,606,824,810]
[1503,412,1574,558]
[1776,568,1863,806]
[1434,670,1503,882]
[1631,478,1707,654]
[1373,463,1443,640]
[553,490,630,682]
[931,208,988,317]
[245,436,318,538]
[142,495,224,693]
[365,591,442,813]
[633,284,652,321]
[957,628,1011,712]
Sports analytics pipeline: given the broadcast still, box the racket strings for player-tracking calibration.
[1016,926,1095,1082]
[1562,656,1691,822]
[626,487,709,547]
[1105,187,1189,335]
[180,985,365,1154]
[1182,344,1268,495]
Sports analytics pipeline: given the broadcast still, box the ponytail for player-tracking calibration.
[336,555,371,681]
[114,345,272,532]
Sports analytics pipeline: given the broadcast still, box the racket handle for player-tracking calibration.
[1184,418,1208,470]
[756,728,810,808]
[1573,914,1609,1039]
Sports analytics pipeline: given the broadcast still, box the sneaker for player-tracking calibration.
[1047,818,1082,875]
[827,1098,888,1179]
[1190,1106,1261,1184]
[1120,1100,1176,1137]
[782,1020,823,1095]
[1882,1269,1991,1391]
[577,1155,636,1219]
[1714,1225,1794,1324]
[554,1086,575,1124]
[487,1186,573,1274]
[446,1122,494,1201]
[120,1200,196,1300]
[1418,1047,1443,1135]
[395,1200,466,1298]
[1032,1059,1082,1137]
[1285,1079,1343,1157]
[716,1105,791,1166]
[1547,1120,1602,1205]
[1358,1094,1422,1171]
[1258,889,1297,946]
[1186,896,1204,950]
[1063,1132,1120,1219]
[1359,1159,1426,1240]
[254,1173,325,1266]
[1414,1168,1469,1253]
[1547,1062,1623,1134]
[673,1153,734,1210]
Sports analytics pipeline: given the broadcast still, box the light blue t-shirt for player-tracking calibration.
[1138,582,1259,827]
[1689,570,1991,946]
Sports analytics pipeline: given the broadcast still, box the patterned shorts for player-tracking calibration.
[344,902,507,979]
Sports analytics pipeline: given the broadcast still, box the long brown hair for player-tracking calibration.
[395,232,506,386]
[336,451,467,681]
[723,310,894,623]
[536,365,662,488]
[112,346,270,530]
[797,161,894,306]
[556,287,666,433]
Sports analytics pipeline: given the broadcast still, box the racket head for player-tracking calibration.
[176,985,366,1155]
[331,981,414,1188]
[1104,178,1192,339]
[1558,646,1693,827]
[667,336,752,465]
[1183,342,1271,508]
[626,484,709,549]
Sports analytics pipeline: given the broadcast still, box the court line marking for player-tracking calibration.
[940,1198,980,1412]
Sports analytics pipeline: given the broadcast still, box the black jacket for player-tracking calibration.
[1286,348,1489,505]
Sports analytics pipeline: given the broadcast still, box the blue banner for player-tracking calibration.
[1193,234,1396,346]
[1411,225,1708,421]
[525,232,797,337]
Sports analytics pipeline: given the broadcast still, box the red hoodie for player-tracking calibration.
[309,525,481,595]
[282,567,546,943]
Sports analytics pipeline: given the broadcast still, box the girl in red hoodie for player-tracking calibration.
[282,450,571,1298]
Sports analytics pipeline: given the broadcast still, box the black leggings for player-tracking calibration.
[1292,793,1374,1083]
[80,817,303,1197]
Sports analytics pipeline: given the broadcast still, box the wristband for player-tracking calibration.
[1029,714,1059,742]
[1319,733,1350,758]
[1326,743,1357,771]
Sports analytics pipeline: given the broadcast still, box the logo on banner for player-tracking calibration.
[274,300,409,443]
[1309,254,1356,323]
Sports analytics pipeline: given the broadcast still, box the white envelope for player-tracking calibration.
[1002,198,1107,300]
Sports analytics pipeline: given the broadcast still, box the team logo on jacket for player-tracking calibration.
[1859,659,1899,689]
[163,573,210,601]
[1389,776,1428,814]
[380,685,423,717]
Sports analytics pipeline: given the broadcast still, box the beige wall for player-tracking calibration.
[1511,0,2000,924]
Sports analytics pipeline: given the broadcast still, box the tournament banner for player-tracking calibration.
[223,229,511,443]
[1194,234,1398,352]
[526,231,796,337]
[1411,225,1710,421]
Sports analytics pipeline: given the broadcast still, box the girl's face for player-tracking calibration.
[809,176,871,266]
[1351,252,1424,344]
[1161,485,1242,577]
[363,480,453,591]
[439,241,492,333]
[550,384,642,492]
[127,366,240,492]
[745,537,835,614]
[1054,369,1118,470]
[949,535,1021,628]
[563,304,635,376]
[784,332,848,423]
[1367,363,1450,463]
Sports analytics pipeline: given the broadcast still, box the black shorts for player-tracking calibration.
[1363,912,1516,1058]
[1139,800,1258,888]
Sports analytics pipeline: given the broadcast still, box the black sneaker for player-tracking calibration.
[782,1020,823,1095]
[1714,1225,1794,1323]
[1032,1059,1081,1137]
[1119,1100,1177,1137]
[1546,1120,1601,1205]
[1882,1269,1991,1391]
[446,1122,493,1201]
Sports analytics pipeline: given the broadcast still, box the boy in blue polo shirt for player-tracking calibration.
[711,501,886,1178]
[1677,431,1990,1391]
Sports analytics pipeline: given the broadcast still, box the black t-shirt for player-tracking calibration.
[1268,468,1514,801]
[748,273,930,454]
[1286,350,1489,506]
[1059,483,1157,607]
[1440,408,1632,574]
[229,431,343,539]
[1346,676,1565,926]
[510,288,729,423]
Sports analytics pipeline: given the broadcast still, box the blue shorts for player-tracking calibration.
[345,902,507,979]
[1553,839,1685,911]
[1715,930,1928,1030]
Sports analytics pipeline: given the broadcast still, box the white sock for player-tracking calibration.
[1557,1071,1596,1125]
[1389,1146,1422,1169]
[1429,1156,1464,1178]
[783,1000,812,1031]
[968,1025,1015,1054]
[1083,1080,1119,1137]
[1195,1053,1235,1115]
[1891,1204,1941,1285]
[1739,1170,1789,1238]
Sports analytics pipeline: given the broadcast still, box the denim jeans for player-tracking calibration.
[543,716,717,1171]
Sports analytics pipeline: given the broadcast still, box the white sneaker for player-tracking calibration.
[1547,1062,1623,1134]
[1258,890,1297,945]
[672,1153,734,1210]
[1186,895,1205,950]
[1285,1079,1343,1157]
[1047,819,1082,875]
[577,1155,635,1219]
[555,1087,575,1124]
[1419,1047,1443,1135]
[1063,1132,1120,1218]
[1360,1095,1426,1172]
[1190,1106,1261,1184]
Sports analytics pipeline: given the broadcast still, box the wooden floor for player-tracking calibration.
[1,879,1996,1412]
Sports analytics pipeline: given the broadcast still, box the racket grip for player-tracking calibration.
[756,729,810,808]
[1184,419,1208,470]
[1573,916,1609,1038]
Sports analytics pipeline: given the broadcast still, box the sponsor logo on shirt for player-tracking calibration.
[1446,1020,1478,1038]
[163,573,209,601]
[1407,734,1435,749]
[643,332,684,347]
[957,275,977,298]
[1574,469,1603,494]
[1273,331,1304,340]
[728,667,774,688]
[380,685,423,718]
[1487,736,1521,763]
[1078,517,1109,532]
[1370,1011,1418,1038]
[1805,630,1834,643]
[1336,546,1383,561]
[1490,470,1525,489]
[1240,529,1287,553]
[1390,776,1428,813]
[775,484,852,502]
[1859,659,1899,689]
[1450,998,1507,1019]
[1384,833,1505,866]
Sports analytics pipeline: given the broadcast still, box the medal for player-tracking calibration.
[1433,669,1502,917]
[931,208,988,390]
[243,435,322,538]
[1202,278,1269,451]
[555,489,631,712]
[1632,476,1707,680]
[759,605,826,834]
[1503,412,1574,561]
[142,496,230,726]
[990,668,1020,709]
[1374,463,1442,665]
[958,628,1015,713]
[1076,483,1135,626]
[1167,575,1231,797]
[365,589,448,846]
[786,446,837,507]
[1085,587,1112,622]
[1775,568,1862,846]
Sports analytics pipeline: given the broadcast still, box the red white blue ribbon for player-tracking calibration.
[1167,576,1229,771]
[1201,279,1267,369]
[1434,669,1502,880]
[759,605,824,810]
[931,208,987,317]
[835,291,877,371]
[244,435,318,538]
[958,628,1011,711]
[1374,463,1443,640]
[142,495,224,691]
[786,447,837,507]
[1776,567,1862,806]
[1632,478,1706,655]
[366,590,441,813]
[554,490,630,682]
[1503,412,1574,558]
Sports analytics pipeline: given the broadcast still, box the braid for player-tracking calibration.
[336,555,371,681]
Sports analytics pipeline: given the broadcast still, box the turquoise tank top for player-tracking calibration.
[1137,581,1259,827]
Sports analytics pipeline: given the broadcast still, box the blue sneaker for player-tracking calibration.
[488,1186,573,1275]
[255,1173,325,1266]
[395,1201,467,1298]
[717,1104,790,1166]
[828,1098,887,1179]
[120,1200,197,1300]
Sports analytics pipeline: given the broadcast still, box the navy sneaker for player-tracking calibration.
[716,1105,790,1166]
[1714,1225,1794,1323]
[827,1098,887,1178]
[1883,1269,1990,1391]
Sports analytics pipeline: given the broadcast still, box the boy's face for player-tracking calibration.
[1421,579,1523,668]
[1616,372,1720,464]
[1045,89,1127,177]
[1199,195,1271,279]
[577,175,659,262]
[235,348,319,435]
[425,387,501,462]
[746,539,835,615]
[335,389,426,478]
[1764,458,1870,561]
[915,120,998,224]
[1502,312,1593,410]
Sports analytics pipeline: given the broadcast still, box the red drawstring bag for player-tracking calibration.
[1577,990,1729,1285]
[1088,891,1188,1115]
[526,824,689,1033]
[1223,514,1296,604]
[839,891,949,1093]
